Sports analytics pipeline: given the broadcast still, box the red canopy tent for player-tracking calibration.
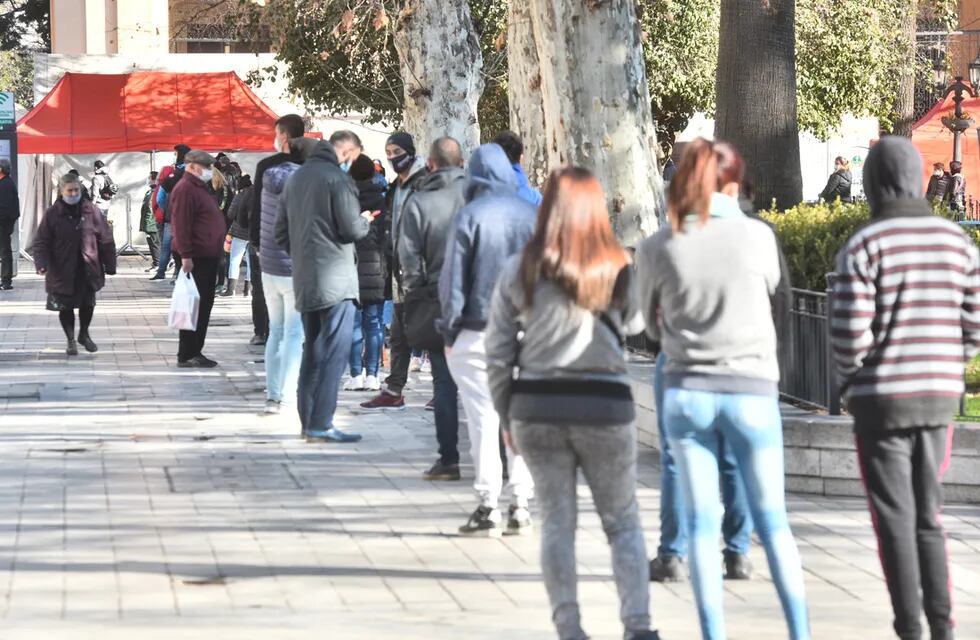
[16,71,280,154]
[912,93,980,199]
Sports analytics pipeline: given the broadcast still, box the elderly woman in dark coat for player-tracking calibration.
[34,173,117,356]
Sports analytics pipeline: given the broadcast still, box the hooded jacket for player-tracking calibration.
[33,198,117,296]
[260,161,301,278]
[384,158,428,301]
[437,145,537,346]
[275,140,370,313]
[355,177,388,305]
[227,186,252,240]
[831,136,980,433]
[397,167,466,298]
[819,169,852,203]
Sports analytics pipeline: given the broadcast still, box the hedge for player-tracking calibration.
[760,200,980,292]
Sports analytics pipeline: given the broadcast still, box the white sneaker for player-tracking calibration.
[363,375,381,391]
[263,399,281,415]
[343,374,365,391]
[420,358,431,373]
[410,356,424,372]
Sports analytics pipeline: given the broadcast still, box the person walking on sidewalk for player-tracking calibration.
[831,136,980,640]
[486,167,660,640]
[0,159,20,291]
[344,153,388,392]
[360,132,428,412]
[635,139,810,640]
[33,173,116,356]
[170,150,227,369]
[398,137,466,482]
[438,143,537,537]
[276,139,371,443]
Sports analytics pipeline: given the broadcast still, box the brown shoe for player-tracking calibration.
[359,391,406,412]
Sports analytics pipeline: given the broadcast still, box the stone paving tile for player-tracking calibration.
[1,258,980,639]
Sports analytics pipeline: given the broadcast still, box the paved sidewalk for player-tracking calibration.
[0,258,979,640]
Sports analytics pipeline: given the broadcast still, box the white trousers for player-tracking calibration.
[447,329,534,509]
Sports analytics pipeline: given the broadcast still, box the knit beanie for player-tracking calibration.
[386,132,416,157]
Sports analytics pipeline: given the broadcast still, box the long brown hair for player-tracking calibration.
[519,167,629,312]
[667,138,745,231]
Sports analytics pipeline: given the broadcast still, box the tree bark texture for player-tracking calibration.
[715,0,802,210]
[891,1,918,137]
[528,0,665,245]
[507,0,548,188]
[393,0,484,155]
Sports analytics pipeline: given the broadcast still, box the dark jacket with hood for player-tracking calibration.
[926,171,952,203]
[33,198,117,296]
[437,144,537,346]
[0,173,20,222]
[831,136,980,433]
[275,140,370,313]
[384,161,428,301]
[819,169,852,203]
[353,164,388,305]
[227,185,253,240]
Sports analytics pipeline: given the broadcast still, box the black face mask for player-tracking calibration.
[390,153,415,174]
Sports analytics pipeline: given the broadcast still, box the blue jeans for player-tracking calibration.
[383,300,394,328]
[228,237,251,281]
[664,387,810,640]
[298,301,354,433]
[349,303,384,377]
[655,353,752,558]
[429,349,459,465]
[263,274,302,404]
[156,223,173,278]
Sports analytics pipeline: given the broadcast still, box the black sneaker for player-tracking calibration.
[0,282,12,291]
[423,459,461,481]
[177,355,218,369]
[66,338,78,356]
[723,550,753,580]
[458,506,501,538]
[149,273,165,281]
[77,333,98,353]
[649,555,685,583]
[249,334,267,346]
[505,505,533,536]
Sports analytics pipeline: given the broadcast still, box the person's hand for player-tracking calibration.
[182,258,194,274]
[36,267,46,275]
[360,210,379,221]
[503,429,518,455]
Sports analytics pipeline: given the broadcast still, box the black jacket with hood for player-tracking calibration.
[820,169,852,203]
[355,177,388,305]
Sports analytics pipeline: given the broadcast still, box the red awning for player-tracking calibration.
[16,71,280,154]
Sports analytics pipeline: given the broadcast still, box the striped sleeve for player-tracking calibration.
[832,237,876,378]
[963,241,980,360]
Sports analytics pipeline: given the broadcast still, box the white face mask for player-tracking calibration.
[934,170,944,177]
[200,168,214,182]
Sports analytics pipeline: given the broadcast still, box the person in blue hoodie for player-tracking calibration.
[492,130,542,207]
[437,144,537,538]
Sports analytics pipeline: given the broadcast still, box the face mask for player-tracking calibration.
[64,194,82,205]
[340,160,352,173]
[200,168,214,182]
[935,170,943,177]
[390,153,414,174]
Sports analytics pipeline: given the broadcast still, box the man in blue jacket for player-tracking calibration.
[491,130,542,207]
[438,144,537,538]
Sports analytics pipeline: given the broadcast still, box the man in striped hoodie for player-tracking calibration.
[832,136,980,640]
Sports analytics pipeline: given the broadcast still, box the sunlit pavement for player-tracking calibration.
[0,257,978,639]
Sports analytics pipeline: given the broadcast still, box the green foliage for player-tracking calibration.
[0,0,50,50]
[0,50,35,106]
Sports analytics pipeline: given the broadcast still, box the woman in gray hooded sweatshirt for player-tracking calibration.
[485,167,659,640]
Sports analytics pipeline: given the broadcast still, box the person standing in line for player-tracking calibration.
[344,153,388,392]
[360,132,428,412]
[90,160,116,220]
[330,130,363,172]
[223,175,253,298]
[486,167,660,640]
[438,143,537,537]
[67,169,93,202]
[926,162,952,204]
[819,156,853,204]
[170,150,227,369]
[398,137,467,482]
[946,160,967,216]
[259,137,318,416]
[275,139,371,443]
[33,173,116,356]
[140,171,161,272]
[151,144,191,282]
[635,139,810,640]
[491,130,542,207]
[832,136,980,640]
[0,159,20,291]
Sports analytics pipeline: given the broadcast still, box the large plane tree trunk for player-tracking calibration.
[506,0,547,188]
[891,1,918,138]
[528,0,664,245]
[715,0,802,210]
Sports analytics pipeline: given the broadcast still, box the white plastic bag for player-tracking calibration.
[168,271,200,331]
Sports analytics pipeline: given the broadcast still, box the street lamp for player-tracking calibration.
[941,76,979,163]
[970,53,980,88]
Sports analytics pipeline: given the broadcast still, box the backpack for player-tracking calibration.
[99,174,119,200]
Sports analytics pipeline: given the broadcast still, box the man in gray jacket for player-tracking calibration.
[398,137,466,482]
[276,140,372,443]
[438,143,537,537]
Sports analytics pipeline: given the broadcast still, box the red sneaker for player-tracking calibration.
[359,391,406,412]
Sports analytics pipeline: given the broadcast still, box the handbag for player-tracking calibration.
[403,282,444,351]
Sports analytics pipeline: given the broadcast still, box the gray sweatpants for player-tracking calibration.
[512,421,651,640]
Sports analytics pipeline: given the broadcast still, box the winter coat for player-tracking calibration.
[139,189,158,234]
[926,172,952,203]
[946,173,967,211]
[260,161,301,278]
[437,144,538,346]
[170,172,227,259]
[250,152,291,247]
[511,163,542,207]
[227,187,252,240]
[0,174,20,222]
[33,198,117,296]
[91,170,112,209]
[275,140,370,313]
[355,178,388,305]
[819,169,852,203]
[384,162,428,300]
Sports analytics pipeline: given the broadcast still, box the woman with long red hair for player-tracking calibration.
[485,167,660,640]
[635,138,810,639]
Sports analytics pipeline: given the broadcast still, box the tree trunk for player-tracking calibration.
[393,0,484,155]
[507,0,548,188]
[891,2,918,137]
[715,0,802,210]
[528,0,664,245]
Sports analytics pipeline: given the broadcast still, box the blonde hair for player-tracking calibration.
[835,156,851,172]
[211,168,227,190]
